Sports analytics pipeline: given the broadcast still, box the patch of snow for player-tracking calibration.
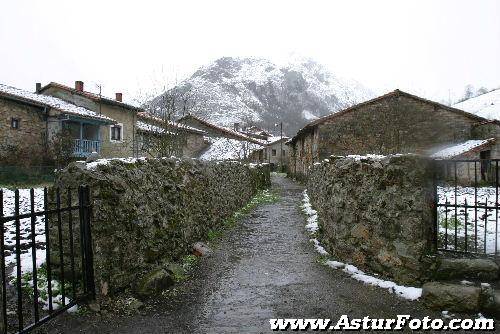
[86,157,147,170]
[301,189,423,301]
[325,260,344,269]
[437,186,500,254]
[1,188,77,312]
[346,154,386,161]
[431,139,494,159]
[136,121,176,135]
[302,110,318,121]
[310,238,329,255]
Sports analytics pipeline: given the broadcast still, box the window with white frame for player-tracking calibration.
[110,123,123,142]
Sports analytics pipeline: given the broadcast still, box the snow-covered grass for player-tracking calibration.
[1,188,46,273]
[301,190,422,301]
[1,187,77,312]
[437,186,499,254]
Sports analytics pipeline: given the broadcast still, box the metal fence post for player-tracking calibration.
[81,186,96,299]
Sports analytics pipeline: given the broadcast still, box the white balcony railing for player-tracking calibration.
[73,139,101,157]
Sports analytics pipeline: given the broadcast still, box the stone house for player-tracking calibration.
[136,112,208,158]
[0,83,116,164]
[38,81,139,158]
[287,89,500,181]
[250,137,289,170]
[178,115,264,160]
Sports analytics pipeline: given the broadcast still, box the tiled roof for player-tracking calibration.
[0,83,116,123]
[39,82,142,112]
[177,115,264,145]
[137,112,207,135]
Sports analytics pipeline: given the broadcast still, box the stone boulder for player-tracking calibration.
[434,258,499,281]
[193,242,212,257]
[480,284,500,318]
[422,282,481,313]
[135,268,175,298]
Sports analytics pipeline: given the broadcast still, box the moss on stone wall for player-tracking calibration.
[50,158,270,298]
[307,154,435,284]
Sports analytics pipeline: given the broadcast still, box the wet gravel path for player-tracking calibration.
[48,175,446,333]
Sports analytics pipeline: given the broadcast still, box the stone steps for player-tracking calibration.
[422,281,499,318]
[422,257,500,318]
[433,257,499,281]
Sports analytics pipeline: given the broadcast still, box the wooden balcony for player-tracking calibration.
[73,139,101,157]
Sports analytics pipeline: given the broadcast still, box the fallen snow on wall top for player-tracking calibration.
[453,88,500,121]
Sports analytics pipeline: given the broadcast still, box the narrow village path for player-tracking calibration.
[49,175,441,333]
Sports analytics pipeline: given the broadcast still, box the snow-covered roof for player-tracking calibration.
[136,121,176,135]
[265,136,290,145]
[178,115,264,145]
[199,137,262,161]
[0,83,116,123]
[453,89,500,122]
[138,112,207,135]
[431,139,495,159]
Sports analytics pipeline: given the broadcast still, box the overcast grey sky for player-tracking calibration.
[1,0,499,104]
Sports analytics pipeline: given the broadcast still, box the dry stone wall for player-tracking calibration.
[307,154,436,284]
[51,158,270,298]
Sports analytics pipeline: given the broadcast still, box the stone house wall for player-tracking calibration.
[51,158,270,298]
[183,132,209,158]
[307,155,436,284]
[289,94,498,179]
[0,97,48,162]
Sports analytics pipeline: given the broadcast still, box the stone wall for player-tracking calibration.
[51,158,270,298]
[307,154,436,284]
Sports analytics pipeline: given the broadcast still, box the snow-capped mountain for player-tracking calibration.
[453,88,500,121]
[150,56,373,135]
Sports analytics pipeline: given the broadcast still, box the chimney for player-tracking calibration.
[115,93,123,102]
[75,81,84,92]
[35,83,41,93]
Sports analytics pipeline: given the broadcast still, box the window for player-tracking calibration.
[272,149,277,156]
[110,124,123,142]
[11,118,19,129]
[282,149,286,156]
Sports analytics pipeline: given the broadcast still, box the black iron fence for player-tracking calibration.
[0,186,94,334]
[434,159,499,257]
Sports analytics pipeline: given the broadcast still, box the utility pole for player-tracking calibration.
[280,122,283,172]
[275,122,283,172]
